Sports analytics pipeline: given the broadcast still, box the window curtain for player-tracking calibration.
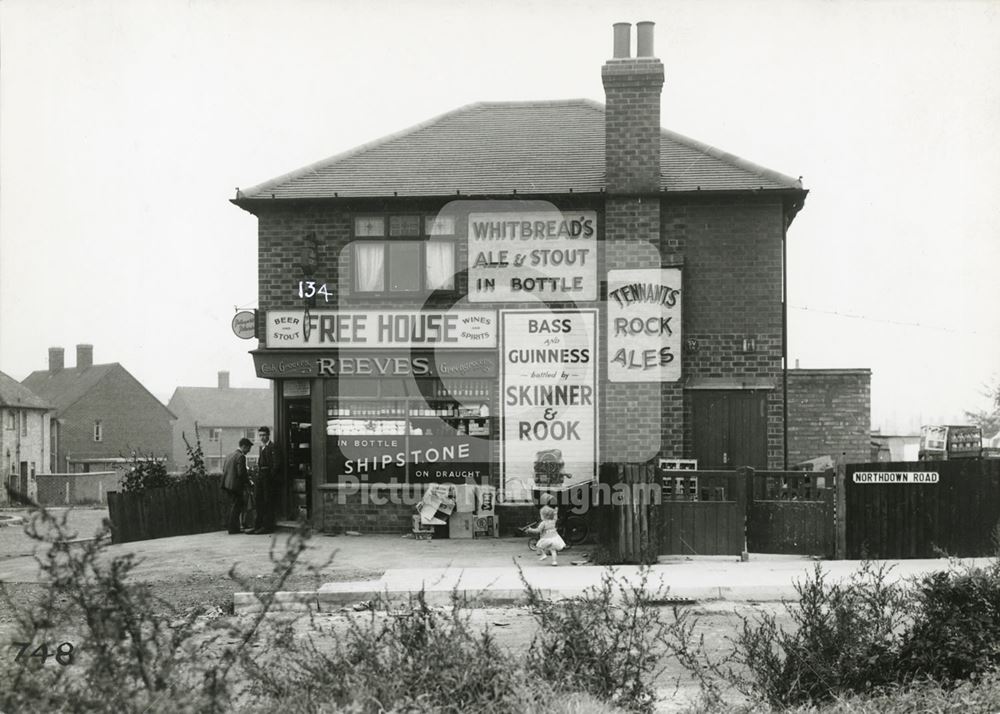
[425,241,455,290]
[354,243,385,291]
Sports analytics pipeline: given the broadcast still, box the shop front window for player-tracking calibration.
[326,377,494,485]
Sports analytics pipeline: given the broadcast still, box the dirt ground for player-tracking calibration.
[0,507,790,712]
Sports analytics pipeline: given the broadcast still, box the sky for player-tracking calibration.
[1,0,998,435]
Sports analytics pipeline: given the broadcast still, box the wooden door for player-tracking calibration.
[691,391,767,469]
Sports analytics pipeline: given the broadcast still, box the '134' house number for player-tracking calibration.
[297,281,331,302]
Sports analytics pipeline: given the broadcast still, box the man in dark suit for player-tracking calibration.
[222,438,253,535]
[251,426,281,534]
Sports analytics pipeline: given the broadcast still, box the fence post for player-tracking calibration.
[835,462,847,559]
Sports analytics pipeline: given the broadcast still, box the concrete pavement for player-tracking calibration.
[233,552,997,613]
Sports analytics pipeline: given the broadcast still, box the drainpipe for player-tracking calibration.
[782,210,789,470]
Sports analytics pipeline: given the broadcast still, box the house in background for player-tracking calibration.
[22,345,175,472]
[0,370,52,503]
[167,371,273,473]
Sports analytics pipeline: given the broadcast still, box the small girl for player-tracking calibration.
[533,505,565,565]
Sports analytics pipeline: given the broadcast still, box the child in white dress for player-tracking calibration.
[532,505,566,565]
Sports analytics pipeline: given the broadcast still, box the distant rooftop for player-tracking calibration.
[168,387,273,428]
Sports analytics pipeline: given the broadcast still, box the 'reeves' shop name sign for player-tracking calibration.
[468,211,598,302]
[266,310,496,349]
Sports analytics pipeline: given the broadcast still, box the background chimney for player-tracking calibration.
[636,21,655,57]
[48,347,64,375]
[218,371,230,389]
[602,20,664,194]
[76,344,93,370]
[612,22,631,58]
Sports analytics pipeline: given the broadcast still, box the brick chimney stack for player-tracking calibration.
[48,347,64,375]
[218,371,230,389]
[602,21,664,194]
[76,344,93,370]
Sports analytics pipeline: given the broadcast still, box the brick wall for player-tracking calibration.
[602,57,663,194]
[668,199,787,468]
[787,368,871,466]
[58,368,173,470]
[35,471,121,506]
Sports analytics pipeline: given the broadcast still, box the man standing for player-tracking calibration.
[251,425,281,534]
[221,438,253,535]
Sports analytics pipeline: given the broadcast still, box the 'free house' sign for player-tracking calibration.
[266,310,496,349]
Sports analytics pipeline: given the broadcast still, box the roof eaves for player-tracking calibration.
[660,127,803,190]
[236,101,489,200]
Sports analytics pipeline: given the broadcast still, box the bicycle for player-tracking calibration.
[519,511,589,551]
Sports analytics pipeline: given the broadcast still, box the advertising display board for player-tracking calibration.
[467,211,598,302]
[607,268,682,382]
[266,310,496,349]
[500,310,598,500]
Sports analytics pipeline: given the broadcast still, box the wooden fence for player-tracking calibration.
[845,459,1000,559]
[107,476,228,544]
[599,463,836,562]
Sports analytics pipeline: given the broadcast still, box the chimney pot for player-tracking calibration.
[48,347,65,375]
[76,344,93,370]
[218,371,230,389]
[636,21,655,57]
[612,22,631,58]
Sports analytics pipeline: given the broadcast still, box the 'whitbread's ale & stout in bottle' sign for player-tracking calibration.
[467,211,598,302]
[606,268,682,382]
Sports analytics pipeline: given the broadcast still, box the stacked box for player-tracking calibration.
[448,512,475,539]
[473,515,499,539]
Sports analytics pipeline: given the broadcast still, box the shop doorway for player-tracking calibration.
[285,399,312,520]
[690,390,767,469]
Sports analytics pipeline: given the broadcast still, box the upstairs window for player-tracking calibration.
[208,428,221,443]
[4,411,13,430]
[352,215,456,294]
[93,420,102,442]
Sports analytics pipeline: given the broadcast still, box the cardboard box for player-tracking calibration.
[417,484,457,525]
[453,484,477,513]
[473,514,499,539]
[448,512,475,539]
[474,485,496,517]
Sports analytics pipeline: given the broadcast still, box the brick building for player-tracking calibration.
[167,371,273,473]
[786,368,872,467]
[22,345,175,472]
[232,22,809,532]
[0,370,52,504]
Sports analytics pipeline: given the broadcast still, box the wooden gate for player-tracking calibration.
[659,470,747,556]
[845,460,1000,559]
[746,469,835,557]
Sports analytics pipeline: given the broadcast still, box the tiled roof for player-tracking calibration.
[236,100,802,201]
[0,371,51,410]
[168,387,273,428]
[22,363,175,419]
[22,364,117,413]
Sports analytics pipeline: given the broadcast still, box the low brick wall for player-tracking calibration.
[35,472,121,506]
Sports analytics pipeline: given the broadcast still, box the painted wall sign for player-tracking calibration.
[467,211,598,302]
[330,435,491,484]
[265,310,496,349]
[231,310,256,339]
[253,351,498,379]
[606,268,682,382]
[500,310,598,500]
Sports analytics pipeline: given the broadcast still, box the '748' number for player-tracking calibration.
[11,642,75,665]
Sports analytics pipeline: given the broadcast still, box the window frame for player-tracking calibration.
[208,427,222,443]
[350,213,457,296]
[93,420,103,443]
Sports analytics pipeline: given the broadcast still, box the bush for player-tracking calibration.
[898,559,1000,684]
[521,567,679,712]
[728,561,907,708]
[120,452,172,493]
